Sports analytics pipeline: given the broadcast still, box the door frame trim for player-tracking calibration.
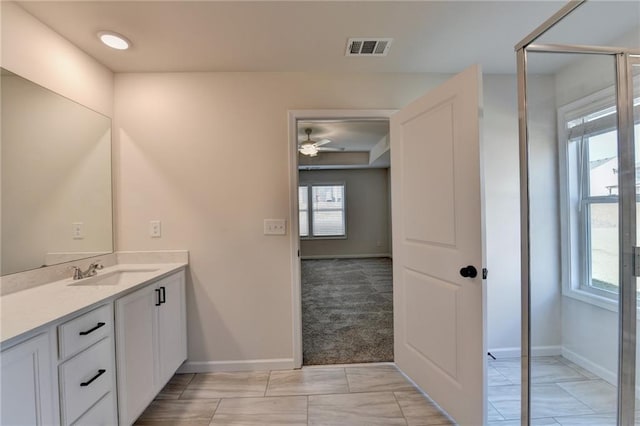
[287,109,396,368]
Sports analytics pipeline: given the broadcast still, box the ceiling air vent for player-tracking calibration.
[346,38,393,56]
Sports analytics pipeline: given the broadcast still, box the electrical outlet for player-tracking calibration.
[264,219,286,235]
[150,220,162,238]
[72,222,84,239]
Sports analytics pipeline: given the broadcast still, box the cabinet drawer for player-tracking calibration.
[71,392,117,426]
[59,337,114,425]
[58,304,112,359]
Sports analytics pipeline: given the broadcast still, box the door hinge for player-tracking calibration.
[634,247,640,277]
[482,268,488,279]
[297,249,300,258]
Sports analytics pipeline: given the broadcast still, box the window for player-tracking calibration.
[298,184,346,238]
[561,88,640,299]
[299,186,309,237]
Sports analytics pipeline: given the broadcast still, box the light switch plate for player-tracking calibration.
[264,219,286,235]
[150,220,162,238]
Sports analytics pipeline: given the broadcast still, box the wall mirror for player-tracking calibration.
[1,68,113,276]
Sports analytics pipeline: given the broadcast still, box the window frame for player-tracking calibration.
[559,85,619,310]
[298,186,310,238]
[298,182,347,240]
[559,81,640,312]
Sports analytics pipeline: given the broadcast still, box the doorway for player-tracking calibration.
[289,66,486,426]
[295,118,393,365]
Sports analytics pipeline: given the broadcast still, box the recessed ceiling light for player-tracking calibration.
[98,31,130,50]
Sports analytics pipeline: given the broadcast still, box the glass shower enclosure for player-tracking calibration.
[517,1,639,425]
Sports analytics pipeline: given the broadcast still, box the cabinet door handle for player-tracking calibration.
[160,286,166,304]
[79,322,106,336]
[80,369,106,387]
[155,288,162,306]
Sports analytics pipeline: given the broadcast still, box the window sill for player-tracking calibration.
[562,286,619,313]
[300,236,347,241]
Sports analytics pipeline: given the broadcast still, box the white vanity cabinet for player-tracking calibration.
[115,270,187,425]
[57,304,117,426]
[1,263,187,425]
[1,332,58,425]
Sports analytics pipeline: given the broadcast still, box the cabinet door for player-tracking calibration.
[71,392,117,426]
[115,284,159,425]
[157,272,187,387]
[1,332,57,425]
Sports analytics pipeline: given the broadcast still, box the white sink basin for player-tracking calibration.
[68,269,159,286]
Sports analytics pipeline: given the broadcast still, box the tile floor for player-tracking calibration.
[135,356,634,425]
[134,364,454,425]
[488,355,639,426]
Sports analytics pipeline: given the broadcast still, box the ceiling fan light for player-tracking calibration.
[299,144,318,156]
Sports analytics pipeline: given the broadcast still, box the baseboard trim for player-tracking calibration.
[561,347,616,386]
[177,358,295,373]
[488,345,562,359]
[301,253,392,260]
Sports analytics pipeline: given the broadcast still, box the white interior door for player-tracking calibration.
[391,64,486,426]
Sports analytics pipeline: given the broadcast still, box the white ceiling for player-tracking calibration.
[297,120,390,169]
[17,1,636,169]
[297,120,389,152]
[17,1,639,75]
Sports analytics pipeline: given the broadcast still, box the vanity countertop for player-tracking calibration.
[0,262,187,347]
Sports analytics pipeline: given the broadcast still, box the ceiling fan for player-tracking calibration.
[298,128,344,157]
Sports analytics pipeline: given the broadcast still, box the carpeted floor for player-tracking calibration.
[301,257,394,365]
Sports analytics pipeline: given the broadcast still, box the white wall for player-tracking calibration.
[554,27,640,108]
[0,1,531,366]
[299,168,390,258]
[528,75,564,354]
[0,2,113,117]
[113,72,449,366]
[553,28,640,382]
[484,75,561,356]
[483,76,522,354]
[557,50,619,378]
[114,71,530,368]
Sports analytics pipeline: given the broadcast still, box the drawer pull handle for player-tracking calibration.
[79,322,106,336]
[80,369,106,387]
[160,286,166,304]
[155,288,162,306]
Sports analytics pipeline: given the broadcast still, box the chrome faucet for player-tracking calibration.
[70,261,104,280]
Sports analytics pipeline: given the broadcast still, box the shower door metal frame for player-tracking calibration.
[516,1,640,425]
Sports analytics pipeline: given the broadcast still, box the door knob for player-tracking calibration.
[459,265,478,278]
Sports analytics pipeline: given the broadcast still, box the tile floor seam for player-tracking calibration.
[536,382,598,416]
[208,398,221,423]
[185,373,196,386]
[490,366,512,385]
[180,395,265,400]
[557,381,620,415]
[263,388,408,398]
[391,391,410,426]
[489,397,510,421]
[306,395,309,426]
[176,373,196,400]
[264,369,274,397]
[344,367,352,393]
[488,401,505,422]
